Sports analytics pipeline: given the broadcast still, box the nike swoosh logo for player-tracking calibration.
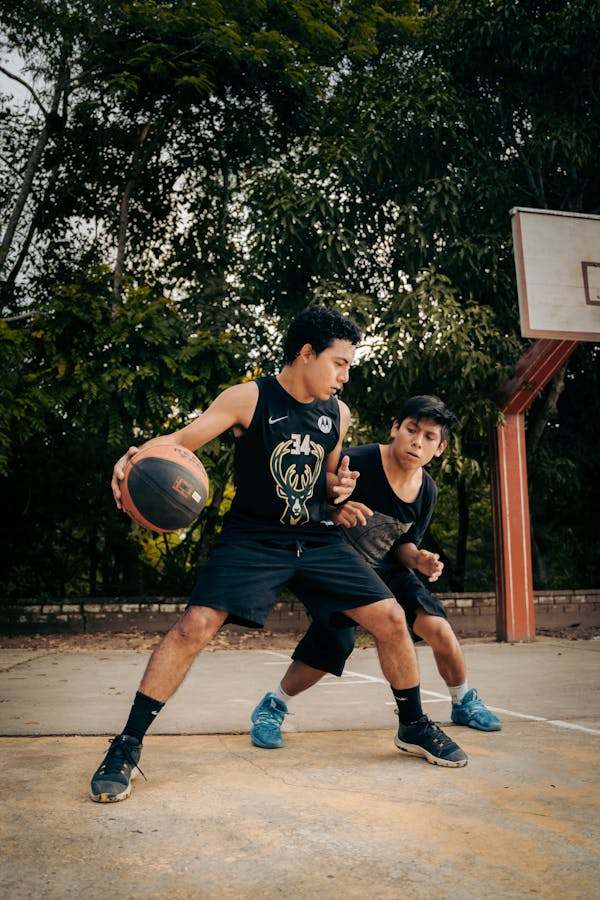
[269,415,288,424]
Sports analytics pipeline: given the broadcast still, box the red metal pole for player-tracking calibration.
[491,339,578,641]
[491,413,535,641]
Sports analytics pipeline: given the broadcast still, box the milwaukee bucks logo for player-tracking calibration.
[270,435,325,526]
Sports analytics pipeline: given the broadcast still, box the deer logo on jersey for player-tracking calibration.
[270,436,325,526]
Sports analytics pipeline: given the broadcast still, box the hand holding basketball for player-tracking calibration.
[112,446,141,509]
[115,443,210,533]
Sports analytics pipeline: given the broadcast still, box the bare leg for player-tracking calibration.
[281,660,328,696]
[412,610,466,687]
[344,597,419,689]
[342,601,468,767]
[139,606,228,702]
[89,606,230,802]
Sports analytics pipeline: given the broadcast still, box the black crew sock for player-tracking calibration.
[392,685,424,726]
[121,691,165,743]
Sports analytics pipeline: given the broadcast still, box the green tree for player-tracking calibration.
[305,0,600,588]
[0,0,360,597]
[0,267,243,596]
[1,0,598,600]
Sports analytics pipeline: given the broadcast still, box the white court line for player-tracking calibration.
[259,650,600,736]
[383,698,450,706]
[547,720,600,734]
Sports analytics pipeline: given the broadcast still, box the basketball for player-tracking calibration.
[120,444,210,533]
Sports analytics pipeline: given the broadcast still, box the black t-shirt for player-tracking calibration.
[340,443,438,567]
[226,375,342,539]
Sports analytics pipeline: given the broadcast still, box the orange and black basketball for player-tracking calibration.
[120,445,209,533]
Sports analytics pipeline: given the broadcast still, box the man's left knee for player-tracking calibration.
[367,599,410,640]
[415,613,455,646]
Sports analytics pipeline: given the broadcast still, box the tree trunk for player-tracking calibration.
[0,126,52,271]
[527,365,568,454]
[88,520,98,597]
[5,162,61,289]
[0,60,68,271]
[527,365,570,586]
[530,530,553,589]
[112,114,172,310]
[454,475,469,592]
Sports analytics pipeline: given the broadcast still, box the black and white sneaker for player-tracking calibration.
[90,734,145,802]
[395,715,468,767]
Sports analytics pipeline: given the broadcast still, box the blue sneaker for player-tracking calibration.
[451,688,502,731]
[250,692,287,748]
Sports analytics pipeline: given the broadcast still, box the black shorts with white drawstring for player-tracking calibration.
[187,531,392,629]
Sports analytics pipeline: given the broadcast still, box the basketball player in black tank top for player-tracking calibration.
[227,374,342,534]
[251,396,501,750]
[90,306,466,803]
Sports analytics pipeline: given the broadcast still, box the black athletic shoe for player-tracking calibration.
[395,715,468,768]
[90,734,145,803]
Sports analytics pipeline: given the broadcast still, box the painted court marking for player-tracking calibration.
[260,650,600,736]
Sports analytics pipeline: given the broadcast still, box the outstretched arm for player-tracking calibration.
[111,381,258,508]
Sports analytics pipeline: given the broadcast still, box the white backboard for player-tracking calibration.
[511,207,600,341]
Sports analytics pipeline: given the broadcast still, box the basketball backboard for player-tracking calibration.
[511,207,600,341]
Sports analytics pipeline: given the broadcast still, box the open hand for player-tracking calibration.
[415,549,444,582]
[329,455,360,504]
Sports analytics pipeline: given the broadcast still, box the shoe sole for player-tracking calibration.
[394,736,468,768]
[250,730,285,749]
[89,767,140,803]
[451,716,502,732]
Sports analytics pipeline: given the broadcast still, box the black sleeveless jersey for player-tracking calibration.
[341,443,438,568]
[226,375,342,537]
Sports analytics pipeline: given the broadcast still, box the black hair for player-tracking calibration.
[395,395,460,442]
[282,305,362,364]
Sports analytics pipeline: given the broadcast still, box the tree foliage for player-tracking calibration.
[0,0,598,599]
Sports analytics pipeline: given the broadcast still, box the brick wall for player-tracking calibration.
[1,589,599,637]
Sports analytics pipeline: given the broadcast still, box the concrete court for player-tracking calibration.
[1,637,599,899]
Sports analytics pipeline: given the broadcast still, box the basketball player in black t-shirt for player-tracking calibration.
[250,395,501,756]
[90,310,466,803]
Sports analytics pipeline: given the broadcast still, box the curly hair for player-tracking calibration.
[282,306,362,364]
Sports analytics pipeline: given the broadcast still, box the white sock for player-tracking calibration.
[273,683,293,708]
[449,681,469,704]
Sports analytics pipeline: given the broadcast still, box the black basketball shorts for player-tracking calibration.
[187,534,393,629]
[292,565,449,675]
